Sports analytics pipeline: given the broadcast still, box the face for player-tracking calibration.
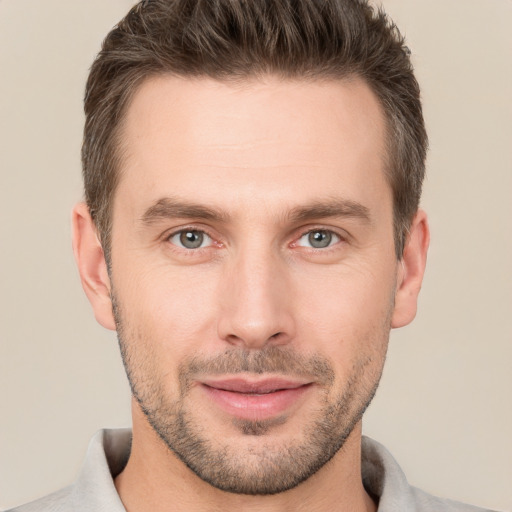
[79,76,425,495]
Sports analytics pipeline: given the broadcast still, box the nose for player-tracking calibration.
[216,247,296,350]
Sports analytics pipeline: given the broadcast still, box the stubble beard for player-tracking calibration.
[113,297,389,495]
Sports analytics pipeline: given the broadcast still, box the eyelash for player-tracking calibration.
[165,226,219,251]
[164,226,346,253]
[293,229,343,250]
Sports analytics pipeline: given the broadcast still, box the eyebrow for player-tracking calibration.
[287,198,371,224]
[140,196,371,226]
[140,197,230,225]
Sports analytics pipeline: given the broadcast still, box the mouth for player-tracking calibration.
[200,377,313,421]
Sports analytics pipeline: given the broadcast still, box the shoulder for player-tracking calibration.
[5,429,130,512]
[5,487,71,512]
[361,436,499,512]
[409,486,499,512]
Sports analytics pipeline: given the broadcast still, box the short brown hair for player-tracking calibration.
[83,0,427,261]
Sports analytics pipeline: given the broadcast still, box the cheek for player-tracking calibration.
[113,262,221,365]
[291,261,395,382]
[293,260,396,336]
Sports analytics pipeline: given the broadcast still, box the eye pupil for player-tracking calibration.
[308,230,332,248]
[180,230,204,249]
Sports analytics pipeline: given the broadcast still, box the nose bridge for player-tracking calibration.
[217,239,294,349]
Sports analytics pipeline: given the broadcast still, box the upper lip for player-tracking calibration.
[201,377,312,394]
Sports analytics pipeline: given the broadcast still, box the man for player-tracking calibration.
[8,1,497,511]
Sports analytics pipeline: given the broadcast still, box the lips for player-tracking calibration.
[200,377,312,421]
[203,377,308,394]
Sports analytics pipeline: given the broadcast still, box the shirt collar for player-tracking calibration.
[69,429,414,511]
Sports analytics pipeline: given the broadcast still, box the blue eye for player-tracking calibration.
[169,230,212,249]
[297,230,340,249]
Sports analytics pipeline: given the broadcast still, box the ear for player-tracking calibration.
[72,202,116,331]
[391,209,430,328]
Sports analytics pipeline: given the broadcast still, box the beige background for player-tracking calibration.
[0,0,511,510]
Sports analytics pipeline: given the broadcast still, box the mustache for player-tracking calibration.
[179,345,335,386]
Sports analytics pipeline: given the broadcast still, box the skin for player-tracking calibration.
[73,75,429,512]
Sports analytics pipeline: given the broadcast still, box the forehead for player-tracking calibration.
[116,75,389,216]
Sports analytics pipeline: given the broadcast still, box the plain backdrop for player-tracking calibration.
[0,0,511,510]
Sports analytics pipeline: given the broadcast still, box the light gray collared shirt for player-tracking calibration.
[8,429,497,511]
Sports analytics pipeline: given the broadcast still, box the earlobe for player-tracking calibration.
[72,202,116,331]
[391,209,430,329]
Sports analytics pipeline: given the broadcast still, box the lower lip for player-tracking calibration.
[201,384,312,421]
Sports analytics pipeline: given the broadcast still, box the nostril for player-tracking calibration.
[223,330,288,349]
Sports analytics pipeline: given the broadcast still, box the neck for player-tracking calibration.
[115,401,376,512]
